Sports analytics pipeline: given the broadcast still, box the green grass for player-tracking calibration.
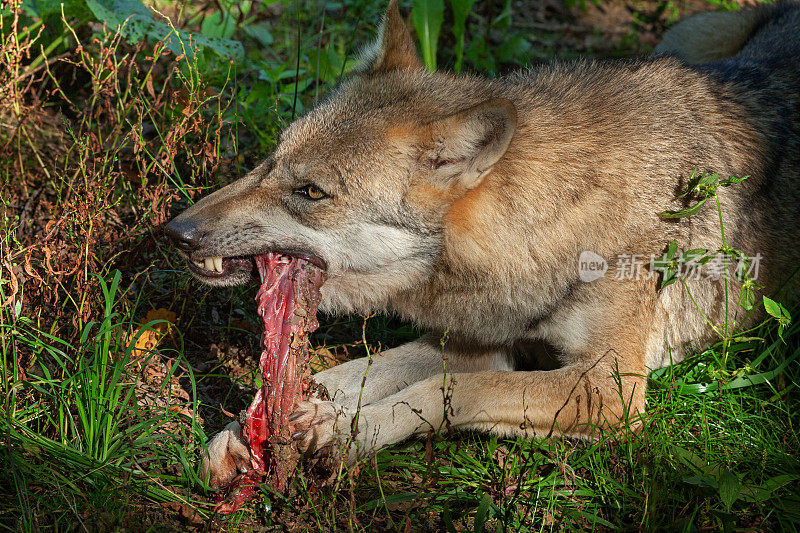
[1,0,799,530]
[2,274,209,530]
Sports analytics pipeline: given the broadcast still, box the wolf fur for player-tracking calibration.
[167,1,800,485]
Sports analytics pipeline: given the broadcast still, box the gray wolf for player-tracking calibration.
[165,1,800,488]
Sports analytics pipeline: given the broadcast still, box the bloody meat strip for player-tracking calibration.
[248,253,326,485]
[216,252,325,514]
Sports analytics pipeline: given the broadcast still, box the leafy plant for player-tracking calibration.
[2,270,208,528]
[13,0,243,58]
[87,0,243,59]
[409,0,529,74]
[449,0,475,72]
[412,0,444,71]
[764,295,792,341]
[660,169,747,220]
[653,169,793,374]
[684,468,798,514]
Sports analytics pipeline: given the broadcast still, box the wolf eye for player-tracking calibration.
[293,184,327,200]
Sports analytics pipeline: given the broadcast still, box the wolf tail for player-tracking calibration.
[654,5,769,64]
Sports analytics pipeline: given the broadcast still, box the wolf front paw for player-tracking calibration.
[289,398,359,463]
[200,421,252,489]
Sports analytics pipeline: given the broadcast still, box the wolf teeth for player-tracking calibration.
[194,257,224,272]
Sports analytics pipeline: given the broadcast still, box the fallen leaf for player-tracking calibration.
[1,260,18,308]
[308,346,340,372]
[128,308,177,358]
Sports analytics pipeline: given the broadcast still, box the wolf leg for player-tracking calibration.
[290,337,514,459]
[200,338,510,486]
[292,281,653,463]
[292,353,647,464]
[199,421,252,489]
[312,334,512,409]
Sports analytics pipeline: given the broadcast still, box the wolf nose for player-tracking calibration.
[164,219,205,252]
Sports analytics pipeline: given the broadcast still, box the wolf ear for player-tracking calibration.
[360,0,423,73]
[418,99,517,189]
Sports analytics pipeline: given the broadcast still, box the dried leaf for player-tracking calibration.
[308,346,340,372]
[128,308,176,357]
[1,261,19,308]
[145,75,155,99]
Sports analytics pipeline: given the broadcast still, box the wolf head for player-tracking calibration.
[165,0,517,314]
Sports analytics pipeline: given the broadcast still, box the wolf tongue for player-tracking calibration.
[218,252,325,513]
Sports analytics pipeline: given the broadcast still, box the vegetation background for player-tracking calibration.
[1,0,798,530]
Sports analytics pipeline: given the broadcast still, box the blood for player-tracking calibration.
[215,252,326,513]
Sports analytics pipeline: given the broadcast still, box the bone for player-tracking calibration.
[214,253,325,513]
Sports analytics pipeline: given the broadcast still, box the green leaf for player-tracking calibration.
[672,445,710,472]
[660,197,709,218]
[242,22,274,46]
[739,485,772,503]
[200,10,236,40]
[761,474,799,494]
[412,0,445,71]
[718,469,741,512]
[730,336,763,343]
[683,475,717,488]
[666,241,678,261]
[674,347,798,394]
[696,171,720,190]
[449,0,476,72]
[677,170,721,199]
[280,76,314,97]
[21,0,89,18]
[680,248,708,263]
[307,47,346,84]
[85,0,243,59]
[655,241,680,289]
[677,168,700,198]
[740,475,798,503]
[474,492,491,533]
[719,174,748,186]
[763,296,791,342]
[763,296,783,319]
[735,255,752,282]
[741,285,754,311]
[660,269,678,289]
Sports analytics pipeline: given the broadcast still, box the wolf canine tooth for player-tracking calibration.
[191,257,223,272]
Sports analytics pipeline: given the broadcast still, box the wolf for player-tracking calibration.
[165,1,800,488]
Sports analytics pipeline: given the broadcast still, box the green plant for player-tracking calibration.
[654,170,792,366]
[412,0,444,71]
[449,0,475,72]
[2,270,208,530]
